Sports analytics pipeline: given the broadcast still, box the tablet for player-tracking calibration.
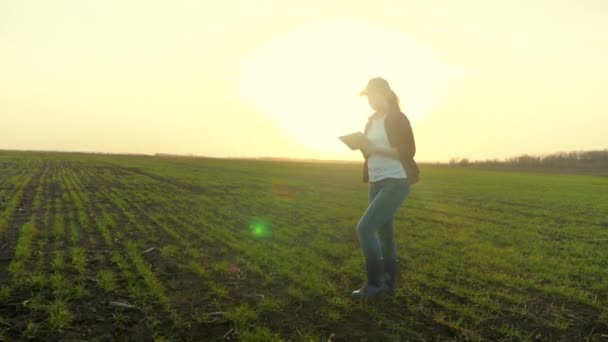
[338,132,371,150]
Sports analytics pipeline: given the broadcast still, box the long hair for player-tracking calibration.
[386,90,401,114]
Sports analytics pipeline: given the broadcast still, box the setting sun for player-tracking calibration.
[236,19,460,157]
[1,1,606,161]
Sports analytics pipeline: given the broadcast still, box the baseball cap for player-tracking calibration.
[359,77,391,96]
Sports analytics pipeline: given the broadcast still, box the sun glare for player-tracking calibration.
[236,19,460,156]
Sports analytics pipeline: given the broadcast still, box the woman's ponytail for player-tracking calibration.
[387,90,401,114]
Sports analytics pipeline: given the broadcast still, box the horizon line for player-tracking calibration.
[1,147,606,165]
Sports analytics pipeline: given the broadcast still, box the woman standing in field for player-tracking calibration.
[352,77,419,298]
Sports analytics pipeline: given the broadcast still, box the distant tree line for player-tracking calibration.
[448,149,608,171]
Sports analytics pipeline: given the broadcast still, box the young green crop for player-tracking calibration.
[0,172,35,234]
[97,270,116,292]
[52,199,64,239]
[47,299,72,331]
[1,151,607,341]
[51,251,65,271]
[0,286,11,303]
[71,248,86,274]
[49,273,70,298]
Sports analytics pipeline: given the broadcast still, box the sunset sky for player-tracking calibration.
[1,0,607,162]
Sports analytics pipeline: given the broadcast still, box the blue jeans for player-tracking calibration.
[357,177,410,261]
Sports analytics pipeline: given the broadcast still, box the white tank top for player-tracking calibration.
[366,115,407,182]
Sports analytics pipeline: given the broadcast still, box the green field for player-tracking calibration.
[0,150,607,341]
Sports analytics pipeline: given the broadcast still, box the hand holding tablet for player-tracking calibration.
[338,132,373,151]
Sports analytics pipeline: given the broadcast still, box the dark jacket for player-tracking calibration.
[362,111,419,184]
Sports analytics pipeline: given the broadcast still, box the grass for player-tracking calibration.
[0,168,36,234]
[47,299,72,331]
[71,247,86,274]
[0,150,606,340]
[13,220,36,261]
[51,251,65,271]
[0,286,10,303]
[97,270,116,292]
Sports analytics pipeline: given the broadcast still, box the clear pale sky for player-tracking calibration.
[1,0,607,162]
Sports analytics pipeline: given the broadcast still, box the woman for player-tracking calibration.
[352,77,419,298]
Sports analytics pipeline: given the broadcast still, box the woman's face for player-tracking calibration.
[366,91,387,112]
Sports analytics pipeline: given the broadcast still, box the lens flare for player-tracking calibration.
[249,220,272,238]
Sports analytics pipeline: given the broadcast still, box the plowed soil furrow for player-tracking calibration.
[68,164,123,263]
[1,164,68,337]
[97,163,246,220]
[30,162,67,288]
[0,161,45,283]
[41,162,149,340]
[57,163,114,268]
[87,164,235,251]
[79,165,247,338]
[91,166,300,312]
[79,174,109,249]
[0,166,22,196]
[47,162,77,269]
[78,165,152,243]
[56,164,81,245]
[0,163,38,212]
[109,164,222,197]
[62,163,95,246]
[80,164,195,244]
[0,177,27,230]
[67,164,179,338]
[53,162,143,340]
[80,170,188,277]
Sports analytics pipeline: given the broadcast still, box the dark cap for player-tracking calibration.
[359,77,391,96]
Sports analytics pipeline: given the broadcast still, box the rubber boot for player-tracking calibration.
[383,258,399,293]
[351,258,386,298]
